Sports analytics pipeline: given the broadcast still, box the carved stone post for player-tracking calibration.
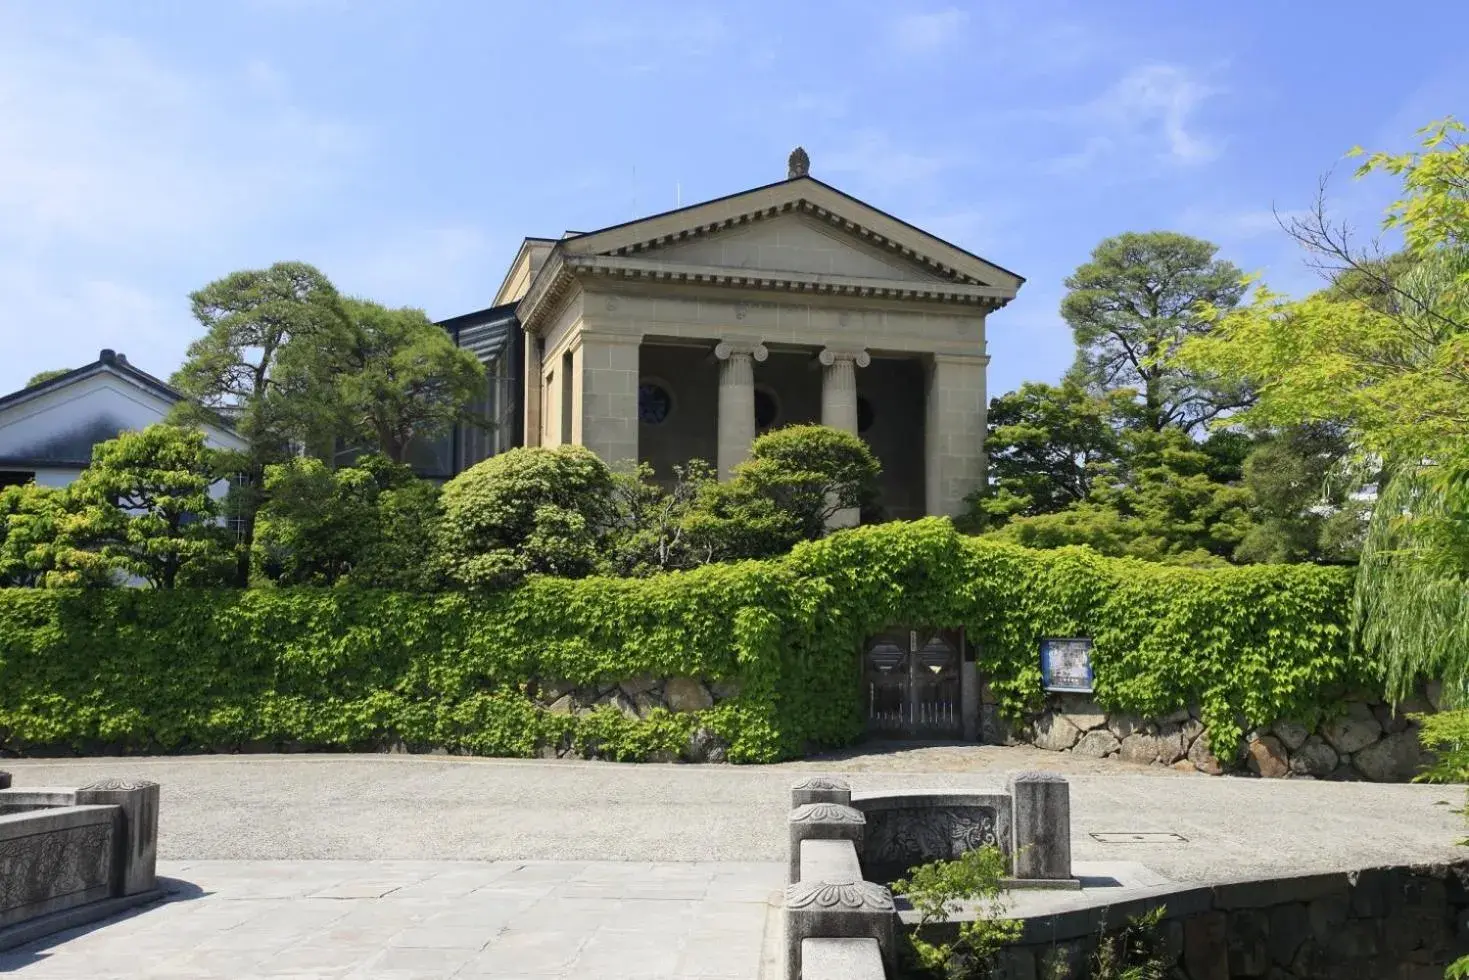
[715,339,768,480]
[75,778,160,897]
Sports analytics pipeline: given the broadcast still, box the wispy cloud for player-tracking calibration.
[891,9,967,55]
[1049,64,1223,174]
[0,13,364,390]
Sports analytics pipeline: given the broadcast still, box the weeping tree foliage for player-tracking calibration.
[1179,118,1469,707]
[1354,463,1469,705]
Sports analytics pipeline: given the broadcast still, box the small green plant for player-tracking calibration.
[1087,906,1168,980]
[890,846,1021,978]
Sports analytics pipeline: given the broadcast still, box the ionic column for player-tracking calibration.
[715,339,768,479]
[819,347,870,527]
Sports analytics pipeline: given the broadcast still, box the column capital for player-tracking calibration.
[715,339,768,362]
[818,346,871,369]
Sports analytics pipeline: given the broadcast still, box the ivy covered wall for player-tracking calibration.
[0,519,1362,764]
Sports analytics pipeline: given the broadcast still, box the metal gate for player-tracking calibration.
[862,628,964,739]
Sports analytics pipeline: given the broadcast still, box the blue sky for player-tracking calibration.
[2,1,1466,396]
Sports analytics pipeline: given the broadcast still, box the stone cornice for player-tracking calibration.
[567,254,1013,308]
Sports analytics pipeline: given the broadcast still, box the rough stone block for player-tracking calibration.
[1183,911,1229,980]
[799,937,885,980]
[989,946,1038,980]
[1227,908,1270,976]
[1290,735,1338,778]
[1308,892,1351,941]
[1055,695,1107,732]
[1272,719,1311,751]
[74,779,158,897]
[1032,712,1081,751]
[1247,735,1290,778]
[784,879,895,979]
[1072,729,1120,758]
[1008,772,1071,881]
[788,803,865,883]
[1352,731,1424,782]
[1189,731,1225,774]
[1371,701,1413,735]
[1154,722,1191,764]
[663,677,713,712]
[1321,702,1382,755]
[791,777,852,809]
[1268,902,1309,966]
[1119,732,1165,766]
[1107,713,1144,740]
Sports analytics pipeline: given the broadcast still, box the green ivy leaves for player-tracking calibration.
[0,519,1357,763]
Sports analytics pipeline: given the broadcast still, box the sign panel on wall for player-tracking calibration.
[1040,637,1094,693]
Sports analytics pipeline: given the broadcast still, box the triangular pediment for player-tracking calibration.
[559,176,1023,294]
[607,212,949,284]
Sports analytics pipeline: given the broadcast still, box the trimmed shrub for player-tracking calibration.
[0,519,1360,762]
[437,445,616,589]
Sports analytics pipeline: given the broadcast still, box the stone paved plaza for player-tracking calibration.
[2,749,1465,977]
[1,860,782,979]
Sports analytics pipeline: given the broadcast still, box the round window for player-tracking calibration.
[638,381,673,425]
[754,387,780,430]
[857,395,875,434]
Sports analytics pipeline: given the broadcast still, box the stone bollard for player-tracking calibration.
[788,803,865,884]
[0,771,9,790]
[785,879,895,979]
[790,776,851,809]
[75,779,160,896]
[1008,771,1071,881]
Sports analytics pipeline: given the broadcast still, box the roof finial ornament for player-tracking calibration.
[787,146,810,179]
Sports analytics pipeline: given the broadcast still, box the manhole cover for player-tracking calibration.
[1090,832,1188,844]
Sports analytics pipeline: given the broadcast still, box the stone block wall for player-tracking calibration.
[531,675,739,763]
[992,862,1469,980]
[1012,687,1441,782]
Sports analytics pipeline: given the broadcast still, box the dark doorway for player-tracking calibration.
[862,628,965,739]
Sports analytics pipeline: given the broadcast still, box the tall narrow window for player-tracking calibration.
[560,350,574,445]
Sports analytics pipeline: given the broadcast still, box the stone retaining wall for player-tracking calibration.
[994,861,1469,979]
[1010,686,1441,782]
[530,675,738,763]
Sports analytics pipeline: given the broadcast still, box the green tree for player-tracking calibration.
[1177,119,1469,704]
[606,460,717,576]
[254,453,441,588]
[438,445,615,589]
[684,425,881,560]
[1064,231,1248,432]
[992,427,1255,565]
[63,425,234,588]
[0,483,87,587]
[960,380,1141,530]
[1233,424,1367,564]
[327,298,486,464]
[170,261,351,584]
[25,369,70,387]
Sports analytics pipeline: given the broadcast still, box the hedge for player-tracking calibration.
[0,518,1364,763]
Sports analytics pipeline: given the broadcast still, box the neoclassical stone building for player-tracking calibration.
[484,151,1023,519]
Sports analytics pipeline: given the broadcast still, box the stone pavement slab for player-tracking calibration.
[0,860,785,979]
[4,754,1464,883]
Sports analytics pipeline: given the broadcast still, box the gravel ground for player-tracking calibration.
[5,745,1464,883]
